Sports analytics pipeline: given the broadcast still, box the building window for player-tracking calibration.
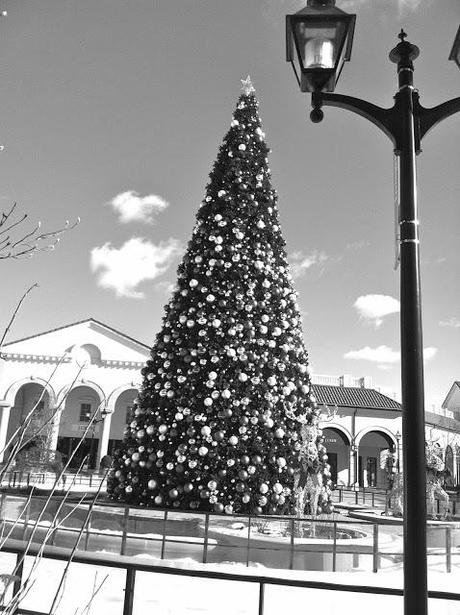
[79,403,92,422]
[126,405,134,424]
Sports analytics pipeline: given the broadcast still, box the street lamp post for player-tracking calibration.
[286,3,460,614]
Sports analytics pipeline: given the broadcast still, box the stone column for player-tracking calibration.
[48,408,62,454]
[97,412,113,468]
[0,402,11,463]
[452,447,458,486]
[349,445,357,486]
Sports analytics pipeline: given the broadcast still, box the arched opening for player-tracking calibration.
[322,427,350,486]
[358,430,395,488]
[107,388,137,458]
[445,446,455,487]
[7,383,53,454]
[57,385,103,470]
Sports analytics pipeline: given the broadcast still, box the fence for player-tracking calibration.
[1,471,105,490]
[0,493,458,575]
[333,485,459,516]
[1,538,459,615]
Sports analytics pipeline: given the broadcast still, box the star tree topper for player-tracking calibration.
[241,75,255,96]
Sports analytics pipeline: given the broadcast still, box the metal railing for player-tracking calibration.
[1,471,105,490]
[1,493,458,575]
[1,538,458,615]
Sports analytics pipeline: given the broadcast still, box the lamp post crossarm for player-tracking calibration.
[313,91,399,148]
[415,94,460,141]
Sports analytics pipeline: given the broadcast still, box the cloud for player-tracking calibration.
[289,250,330,279]
[344,345,400,364]
[344,345,437,367]
[354,294,400,328]
[423,347,437,361]
[109,190,169,224]
[155,280,177,295]
[340,0,423,11]
[90,237,181,298]
[439,317,460,329]
[346,240,370,251]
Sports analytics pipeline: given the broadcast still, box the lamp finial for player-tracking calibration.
[307,0,336,7]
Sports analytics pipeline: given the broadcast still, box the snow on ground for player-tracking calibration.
[0,550,458,615]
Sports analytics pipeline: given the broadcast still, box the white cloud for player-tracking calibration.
[346,240,370,250]
[344,345,437,366]
[423,347,438,361]
[109,190,169,224]
[155,280,177,295]
[341,0,423,11]
[354,294,400,328]
[289,250,329,279]
[439,317,460,329]
[90,237,181,298]
[344,345,400,364]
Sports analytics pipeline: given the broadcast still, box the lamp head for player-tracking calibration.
[286,1,356,92]
[449,25,460,70]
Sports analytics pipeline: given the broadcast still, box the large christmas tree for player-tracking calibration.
[107,78,331,515]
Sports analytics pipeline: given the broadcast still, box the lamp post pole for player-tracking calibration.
[286,5,460,613]
[390,35,428,612]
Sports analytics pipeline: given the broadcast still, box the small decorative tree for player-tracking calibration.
[107,77,332,516]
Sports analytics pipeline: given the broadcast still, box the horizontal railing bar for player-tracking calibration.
[1,538,458,601]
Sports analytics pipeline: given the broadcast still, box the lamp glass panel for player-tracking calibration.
[294,20,346,70]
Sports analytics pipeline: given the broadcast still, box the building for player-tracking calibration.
[0,319,457,488]
[312,377,402,488]
[423,382,460,486]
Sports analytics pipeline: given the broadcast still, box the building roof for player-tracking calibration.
[3,318,151,351]
[312,384,402,411]
[442,381,460,409]
[425,411,460,433]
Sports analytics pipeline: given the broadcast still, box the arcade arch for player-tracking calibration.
[6,382,54,453]
[322,426,351,486]
[56,384,104,470]
[356,429,396,488]
[445,446,454,487]
[106,388,138,457]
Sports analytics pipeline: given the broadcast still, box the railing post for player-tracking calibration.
[289,518,295,570]
[160,510,168,560]
[246,516,251,567]
[332,520,337,572]
[202,513,210,564]
[121,506,130,555]
[258,582,265,615]
[22,499,30,541]
[339,488,343,503]
[123,568,136,615]
[372,492,375,507]
[50,510,60,546]
[12,551,25,610]
[373,524,379,573]
[355,490,359,505]
[446,527,452,573]
[85,506,92,551]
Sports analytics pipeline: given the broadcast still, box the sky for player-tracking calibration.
[1,0,459,410]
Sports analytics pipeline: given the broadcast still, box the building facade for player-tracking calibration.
[0,319,458,488]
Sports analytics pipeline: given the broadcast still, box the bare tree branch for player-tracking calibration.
[0,202,79,260]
